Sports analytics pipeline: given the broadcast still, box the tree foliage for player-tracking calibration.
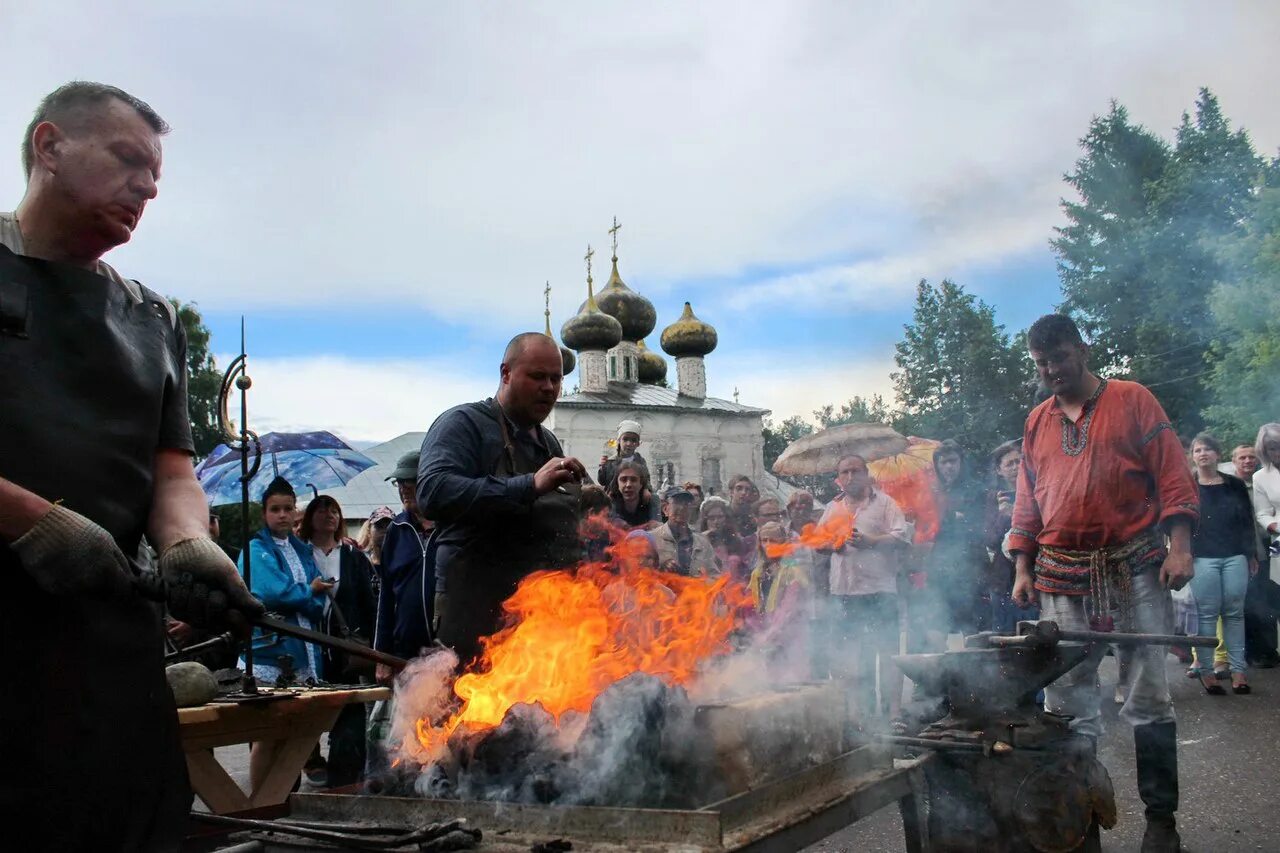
[1203,182,1280,446]
[173,301,224,458]
[892,279,1032,457]
[1052,90,1263,433]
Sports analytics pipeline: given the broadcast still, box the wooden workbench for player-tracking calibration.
[178,686,390,814]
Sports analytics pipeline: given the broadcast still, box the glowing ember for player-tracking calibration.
[413,557,752,759]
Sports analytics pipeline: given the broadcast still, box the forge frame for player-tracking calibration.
[285,743,931,852]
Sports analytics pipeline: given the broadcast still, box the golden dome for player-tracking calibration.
[636,339,668,384]
[561,273,623,353]
[660,302,717,358]
[588,256,657,342]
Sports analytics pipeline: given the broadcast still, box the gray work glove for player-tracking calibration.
[11,504,133,597]
[159,537,265,632]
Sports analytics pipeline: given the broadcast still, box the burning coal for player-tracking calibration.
[388,557,764,806]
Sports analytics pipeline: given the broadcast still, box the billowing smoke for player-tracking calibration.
[383,608,842,809]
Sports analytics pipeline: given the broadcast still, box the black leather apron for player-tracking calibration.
[0,245,188,850]
[434,401,582,665]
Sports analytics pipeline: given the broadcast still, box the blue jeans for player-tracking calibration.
[1190,555,1249,674]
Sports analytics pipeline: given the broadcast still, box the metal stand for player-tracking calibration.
[217,318,262,695]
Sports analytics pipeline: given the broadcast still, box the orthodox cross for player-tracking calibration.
[543,280,552,335]
[734,387,740,403]
[584,244,595,284]
[609,216,622,258]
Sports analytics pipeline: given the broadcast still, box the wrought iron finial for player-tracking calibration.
[609,216,622,260]
[585,244,595,287]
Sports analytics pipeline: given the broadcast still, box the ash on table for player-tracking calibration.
[428,673,714,809]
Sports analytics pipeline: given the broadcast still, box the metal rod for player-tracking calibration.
[877,736,987,753]
[238,325,257,694]
[188,812,467,849]
[1057,629,1218,647]
[163,632,233,663]
[253,613,410,671]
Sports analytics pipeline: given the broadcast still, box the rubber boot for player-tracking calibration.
[1135,721,1182,852]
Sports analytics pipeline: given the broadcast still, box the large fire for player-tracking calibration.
[413,549,753,759]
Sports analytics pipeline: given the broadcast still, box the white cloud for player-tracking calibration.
[219,349,895,444]
[2,3,1276,325]
[221,354,493,443]
[710,354,898,424]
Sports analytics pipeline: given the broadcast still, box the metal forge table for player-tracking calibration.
[179,686,390,814]
[281,744,929,852]
[229,683,932,851]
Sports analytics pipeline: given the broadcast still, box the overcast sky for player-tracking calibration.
[4,2,1277,442]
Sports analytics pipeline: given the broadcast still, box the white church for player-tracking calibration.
[321,221,775,524]
[547,223,770,497]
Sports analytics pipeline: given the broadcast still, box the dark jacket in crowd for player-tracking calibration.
[930,442,988,631]
[373,510,435,660]
[418,399,583,663]
[611,493,661,529]
[598,450,648,491]
[1192,473,1257,560]
[327,542,378,640]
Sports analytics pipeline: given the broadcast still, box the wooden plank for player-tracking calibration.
[176,705,222,724]
[186,748,250,814]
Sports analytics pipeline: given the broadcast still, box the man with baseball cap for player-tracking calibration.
[373,451,435,674]
[652,486,720,577]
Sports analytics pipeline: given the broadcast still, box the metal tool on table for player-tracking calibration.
[141,571,409,672]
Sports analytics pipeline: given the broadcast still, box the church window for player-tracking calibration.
[610,357,617,379]
[624,358,632,381]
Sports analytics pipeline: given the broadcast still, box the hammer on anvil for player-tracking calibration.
[132,567,410,672]
[964,619,1219,650]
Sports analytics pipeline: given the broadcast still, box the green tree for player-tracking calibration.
[762,414,815,472]
[813,395,892,428]
[892,279,1032,456]
[173,301,224,458]
[1203,181,1280,446]
[1053,91,1263,432]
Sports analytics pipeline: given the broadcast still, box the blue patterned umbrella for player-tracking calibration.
[196,430,375,506]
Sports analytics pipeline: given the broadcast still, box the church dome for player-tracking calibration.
[660,302,717,358]
[558,344,577,376]
[584,257,656,342]
[636,339,667,384]
[543,293,576,377]
[562,288,623,353]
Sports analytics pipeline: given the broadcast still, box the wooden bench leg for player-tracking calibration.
[186,748,251,814]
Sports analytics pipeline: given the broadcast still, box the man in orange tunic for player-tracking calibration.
[1009,314,1197,853]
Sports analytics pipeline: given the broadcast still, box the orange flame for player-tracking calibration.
[413,558,752,757]
[763,510,857,560]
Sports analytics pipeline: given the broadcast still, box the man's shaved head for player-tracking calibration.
[498,333,563,426]
[503,332,558,367]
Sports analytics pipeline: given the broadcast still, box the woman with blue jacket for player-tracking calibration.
[238,476,333,683]
[239,476,334,790]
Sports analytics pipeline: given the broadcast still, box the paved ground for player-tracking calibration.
[805,654,1280,852]
[208,655,1279,852]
